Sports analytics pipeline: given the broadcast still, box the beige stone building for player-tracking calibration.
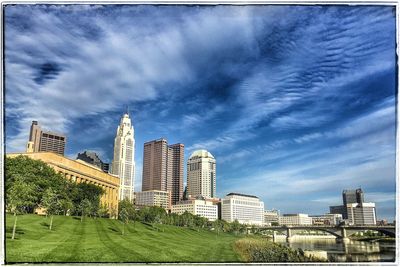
[7,152,120,214]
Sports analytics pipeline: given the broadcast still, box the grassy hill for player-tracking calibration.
[5,214,241,263]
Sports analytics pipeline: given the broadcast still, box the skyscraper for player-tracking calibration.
[342,188,364,206]
[330,188,374,222]
[168,143,184,204]
[142,139,168,192]
[111,113,135,201]
[187,149,216,199]
[141,138,184,205]
[26,120,66,155]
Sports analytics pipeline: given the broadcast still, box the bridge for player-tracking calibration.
[258,225,396,242]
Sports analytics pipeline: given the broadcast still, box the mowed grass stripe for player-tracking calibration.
[48,217,88,262]
[125,224,201,260]
[95,219,150,262]
[6,214,242,263]
[6,215,79,262]
[123,224,185,262]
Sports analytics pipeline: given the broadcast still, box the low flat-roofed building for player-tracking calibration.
[221,193,264,225]
[172,199,218,221]
[264,209,280,226]
[279,213,312,226]
[346,202,377,226]
[7,152,119,213]
[135,190,171,210]
[310,213,343,226]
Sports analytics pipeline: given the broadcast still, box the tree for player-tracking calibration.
[6,156,68,213]
[138,206,166,225]
[59,198,74,216]
[41,188,63,230]
[6,177,36,239]
[72,183,104,217]
[78,199,92,222]
[58,181,76,216]
[181,211,194,227]
[5,155,105,221]
[119,203,130,235]
[212,219,223,235]
[110,205,118,219]
[231,220,241,235]
[222,220,231,233]
[193,215,207,231]
[98,204,109,218]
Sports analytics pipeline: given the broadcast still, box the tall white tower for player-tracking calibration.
[187,149,216,199]
[111,112,135,201]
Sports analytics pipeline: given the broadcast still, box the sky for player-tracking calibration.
[4,5,397,221]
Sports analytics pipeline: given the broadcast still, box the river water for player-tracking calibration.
[274,238,396,262]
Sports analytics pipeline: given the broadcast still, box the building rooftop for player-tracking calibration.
[343,188,363,193]
[189,149,214,159]
[144,138,167,144]
[282,213,309,217]
[226,192,259,199]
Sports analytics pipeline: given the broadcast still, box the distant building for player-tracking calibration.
[26,121,66,155]
[135,190,171,210]
[111,113,136,201]
[343,188,364,206]
[171,198,218,221]
[186,196,222,220]
[310,214,343,226]
[168,143,185,205]
[182,185,189,200]
[187,150,216,199]
[279,214,313,226]
[76,151,110,173]
[141,138,184,205]
[329,205,347,218]
[102,163,110,173]
[221,193,264,225]
[330,188,370,220]
[346,203,376,226]
[264,209,280,226]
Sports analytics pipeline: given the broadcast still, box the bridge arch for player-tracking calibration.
[288,228,343,239]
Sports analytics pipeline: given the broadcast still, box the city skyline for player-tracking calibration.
[5,5,396,220]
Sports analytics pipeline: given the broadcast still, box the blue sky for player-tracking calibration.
[5,5,397,220]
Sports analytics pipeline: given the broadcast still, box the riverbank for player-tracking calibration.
[234,238,325,262]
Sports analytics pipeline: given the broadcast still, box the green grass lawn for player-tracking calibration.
[5,214,241,263]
